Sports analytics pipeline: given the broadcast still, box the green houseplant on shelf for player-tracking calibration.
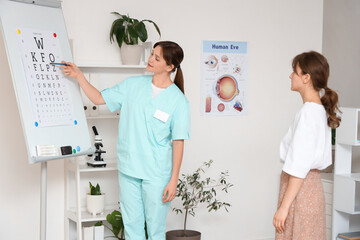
[87,182,105,216]
[110,12,161,65]
[96,210,148,240]
[166,160,233,240]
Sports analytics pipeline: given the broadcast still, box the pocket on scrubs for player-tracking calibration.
[150,117,171,146]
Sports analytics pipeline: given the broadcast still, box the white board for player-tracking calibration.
[0,0,93,163]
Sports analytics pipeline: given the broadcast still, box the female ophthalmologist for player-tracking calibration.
[62,41,190,240]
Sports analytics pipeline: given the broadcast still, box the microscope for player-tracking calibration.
[87,126,107,167]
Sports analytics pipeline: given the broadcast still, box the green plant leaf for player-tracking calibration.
[111,12,121,17]
[89,182,101,195]
[106,210,123,236]
[110,19,124,42]
[110,19,126,48]
[143,19,161,37]
[135,22,147,42]
[95,221,103,226]
[127,25,139,45]
[89,182,93,195]
[125,14,133,24]
[111,12,130,22]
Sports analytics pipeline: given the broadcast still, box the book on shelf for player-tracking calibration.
[337,232,360,240]
[94,225,104,240]
[83,226,94,240]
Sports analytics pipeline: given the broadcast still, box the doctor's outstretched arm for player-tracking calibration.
[162,140,184,203]
[61,61,105,105]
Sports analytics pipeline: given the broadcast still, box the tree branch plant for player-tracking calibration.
[110,12,161,48]
[172,160,233,237]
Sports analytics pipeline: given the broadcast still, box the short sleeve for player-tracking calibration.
[282,109,321,178]
[101,79,128,112]
[170,99,191,140]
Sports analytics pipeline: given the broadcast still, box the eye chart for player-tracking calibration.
[17,28,74,127]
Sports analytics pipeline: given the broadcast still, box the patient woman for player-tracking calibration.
[273,51,340,239]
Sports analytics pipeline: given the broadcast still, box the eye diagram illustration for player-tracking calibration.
[215,75,239,102]
[205,97,212,113]
[204,55,218,69]
[233,101,243,112]
[233,65,241,74]
[221,55,229,62]
[217,103,225,112]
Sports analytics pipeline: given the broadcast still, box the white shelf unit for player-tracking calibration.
[74,41,152,69]
[336,108,360,146]
[334,174,360,214]
[86,114,119,120]
[332,108,360,239]
[76,60,148,69]
[77,63,148,120]
[64,62,147,239]
[64,158,119,240]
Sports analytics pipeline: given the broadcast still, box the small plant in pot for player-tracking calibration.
[87,182,105,216]
[167,160,233,240]
[110,12,161,65]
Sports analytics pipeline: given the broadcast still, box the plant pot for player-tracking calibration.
[166,230,201,240]
[86,194,105,215]
[120,44,143,65]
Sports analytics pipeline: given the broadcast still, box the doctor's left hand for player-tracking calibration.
[162,178,178,203]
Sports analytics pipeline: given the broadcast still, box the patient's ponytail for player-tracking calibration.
[292,51,341,128]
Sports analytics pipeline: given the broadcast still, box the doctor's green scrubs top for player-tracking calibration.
[101,75,191,180]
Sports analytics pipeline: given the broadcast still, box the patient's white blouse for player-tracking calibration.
[280,102,332,179]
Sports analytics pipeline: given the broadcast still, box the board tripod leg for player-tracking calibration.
[40,162,47,240]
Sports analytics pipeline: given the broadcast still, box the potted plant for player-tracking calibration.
[167,160,233,240]
[110,12,161,65]
[96,210,125,240]
[96,210,148,240]
[87,182,105,216]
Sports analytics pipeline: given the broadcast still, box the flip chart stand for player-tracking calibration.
[40,162,47,240]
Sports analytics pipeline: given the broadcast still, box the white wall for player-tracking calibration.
[0,0,324,239]
[323,0,360,108]
[322,0,360,170]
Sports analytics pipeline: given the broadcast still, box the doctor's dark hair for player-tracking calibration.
[292,51,341,128]
[153,41,185,94]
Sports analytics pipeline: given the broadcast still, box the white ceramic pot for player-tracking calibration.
[120,44,143,65]
[86,194,105,215]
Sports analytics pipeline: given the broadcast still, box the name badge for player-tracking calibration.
[154,109,169,123]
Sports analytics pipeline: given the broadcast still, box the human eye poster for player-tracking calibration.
[17,28,74,127]
[201,40,248,116]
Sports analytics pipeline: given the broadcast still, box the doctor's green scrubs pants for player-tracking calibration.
[118,172,171,240]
